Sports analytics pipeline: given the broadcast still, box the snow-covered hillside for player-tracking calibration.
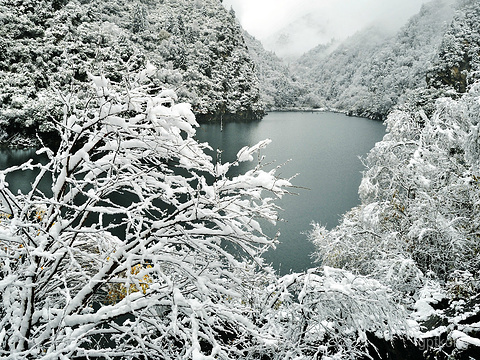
[290,0,457,119]
[243,31,306,110]
[0,0,263,146]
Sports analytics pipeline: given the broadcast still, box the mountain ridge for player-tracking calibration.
[288,0,458,119]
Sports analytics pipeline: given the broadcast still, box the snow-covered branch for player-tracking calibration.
[0,65,290,359]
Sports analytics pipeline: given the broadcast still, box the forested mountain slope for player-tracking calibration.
[261,13,333,61]
[243,31,307,110]
[0,0,263,146]
[293,0,456,119]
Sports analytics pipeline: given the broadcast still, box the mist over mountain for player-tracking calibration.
[225,0,426,60]
[286,0,458,119]
[262,13,334,60]
[244,0,464,118]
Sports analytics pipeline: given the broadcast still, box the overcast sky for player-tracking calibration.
[222,0,428,41]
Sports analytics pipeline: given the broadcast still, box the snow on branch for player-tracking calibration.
[0,64,291,359]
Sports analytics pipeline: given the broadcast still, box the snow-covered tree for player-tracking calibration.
[309,76,480,358]
[0,65,290,359]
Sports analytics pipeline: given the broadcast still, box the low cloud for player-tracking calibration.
[223,0,428,55]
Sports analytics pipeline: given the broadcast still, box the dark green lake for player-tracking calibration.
[195,111,385,274]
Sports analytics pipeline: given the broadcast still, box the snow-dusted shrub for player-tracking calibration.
[0,65,290,359]
[256,267,410,359]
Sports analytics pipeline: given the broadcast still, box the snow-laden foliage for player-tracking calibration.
[310,79,480,358]
[0,66,289,359]
[312,81,480,289]
[255,267,410,359]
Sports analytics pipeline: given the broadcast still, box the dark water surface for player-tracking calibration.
[0,112,385,275]
[196,111,385,274]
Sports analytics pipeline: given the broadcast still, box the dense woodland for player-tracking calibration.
[1,0,480,359]
[0,0,263,146]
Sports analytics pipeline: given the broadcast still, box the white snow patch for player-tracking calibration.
[412,299,436,321]
[450,330,480,349]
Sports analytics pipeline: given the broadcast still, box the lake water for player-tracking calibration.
[0,111,385,275]
[195,111,385,274]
